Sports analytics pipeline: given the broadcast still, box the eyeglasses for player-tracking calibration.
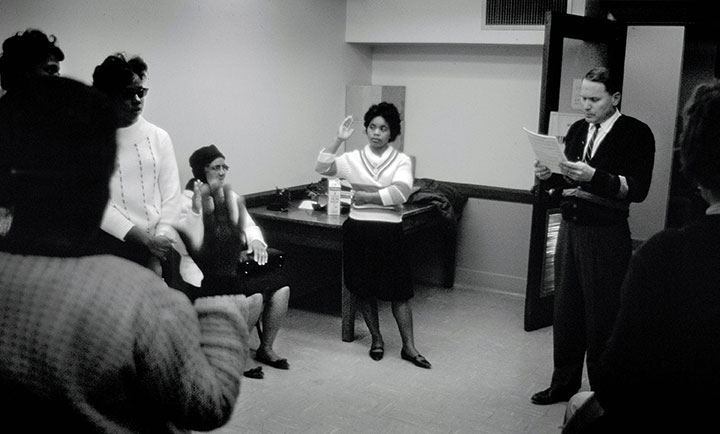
[121,87,149,100]
[208,164,229,172]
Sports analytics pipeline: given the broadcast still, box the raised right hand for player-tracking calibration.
[177,181,245,293]
[337,115,354,142]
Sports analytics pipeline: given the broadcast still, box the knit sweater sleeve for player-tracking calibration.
[134,292,250,431]
[155,131,182,239]
[100,201,135,240]
[315,148,341,177]
[378,153,413,205]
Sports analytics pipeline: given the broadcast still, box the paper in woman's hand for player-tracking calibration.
[524,127,567,174]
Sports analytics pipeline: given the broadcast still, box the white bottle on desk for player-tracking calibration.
[327,178,341,216]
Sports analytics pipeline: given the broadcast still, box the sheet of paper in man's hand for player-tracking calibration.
[524,127,567,174]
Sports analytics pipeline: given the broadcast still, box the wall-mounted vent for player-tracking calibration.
[483,0,570,29]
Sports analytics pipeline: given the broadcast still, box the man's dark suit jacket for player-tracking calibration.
[544,115,655,226]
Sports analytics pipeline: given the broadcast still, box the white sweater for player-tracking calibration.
[315,144,413,223]
[100,116,182,241]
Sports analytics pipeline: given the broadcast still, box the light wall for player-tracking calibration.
[0,0,372,194]
[372,44,543,189]
[623,26,684,240]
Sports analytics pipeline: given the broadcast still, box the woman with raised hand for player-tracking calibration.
[315,102,430,369]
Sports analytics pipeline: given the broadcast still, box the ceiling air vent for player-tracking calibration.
[483,0,570,29]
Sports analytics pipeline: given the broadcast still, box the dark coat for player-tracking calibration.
[544,115,655,225]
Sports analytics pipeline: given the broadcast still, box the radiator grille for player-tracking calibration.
[485,0,569,27]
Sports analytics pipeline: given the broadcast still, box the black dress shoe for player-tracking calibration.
[369,345,384,361]
[243,366,264,379]
[255,351,290,370]
[531,387,575,405]
[400,349,432,369]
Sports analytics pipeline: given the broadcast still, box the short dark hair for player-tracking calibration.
[0,29,65,91]
[92,53,148,95]
[364,102,402,143]
[584,67,621,95]
[0,77,119,243]
[679,80,720,193]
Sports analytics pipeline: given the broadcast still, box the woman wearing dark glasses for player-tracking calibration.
[91,53,183,282]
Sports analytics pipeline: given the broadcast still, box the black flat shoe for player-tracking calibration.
[530,387,575,405]
[255,352,290,370]
[243,366,264,379]
[369,346,384,361]
[400,349,431,369]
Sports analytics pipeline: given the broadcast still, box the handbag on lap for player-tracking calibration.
[238,247,285,277]
[237,247,289,297]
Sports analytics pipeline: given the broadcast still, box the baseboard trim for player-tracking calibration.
[454,267,527,297]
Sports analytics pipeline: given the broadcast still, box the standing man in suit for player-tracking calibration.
[531,66,655,405]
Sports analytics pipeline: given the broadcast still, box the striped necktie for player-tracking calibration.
[583,124,600,162]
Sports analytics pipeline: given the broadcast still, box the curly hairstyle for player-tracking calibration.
[679,80,720,193]
[363,102,402,143]
[0,29,65,91]
[92,53,148,95]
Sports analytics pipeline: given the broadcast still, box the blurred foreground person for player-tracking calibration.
[562,80,720,433]
[0,77,256,433]
[0,28,64,233]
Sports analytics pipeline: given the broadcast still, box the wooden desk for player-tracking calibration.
[247,199,455,342]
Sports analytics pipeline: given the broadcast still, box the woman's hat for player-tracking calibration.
[189,144,224,181]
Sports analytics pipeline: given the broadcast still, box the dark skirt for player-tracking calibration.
[178,255,289,303]
[342,218,413,301]
[240,263,290,299]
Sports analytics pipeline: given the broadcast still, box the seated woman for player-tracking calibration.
[178,145,291,378]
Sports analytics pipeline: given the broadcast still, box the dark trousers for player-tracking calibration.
[92,229,151,266]
[550,220,631,392]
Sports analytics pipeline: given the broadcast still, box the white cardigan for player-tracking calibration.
[100,116,181,241]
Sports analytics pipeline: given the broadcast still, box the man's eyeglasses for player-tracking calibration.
[208,164,229,172]
[121,87,149,100]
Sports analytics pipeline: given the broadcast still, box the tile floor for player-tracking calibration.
[203,284,587,434]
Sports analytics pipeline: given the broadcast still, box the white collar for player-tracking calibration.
[594,109,621,132]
